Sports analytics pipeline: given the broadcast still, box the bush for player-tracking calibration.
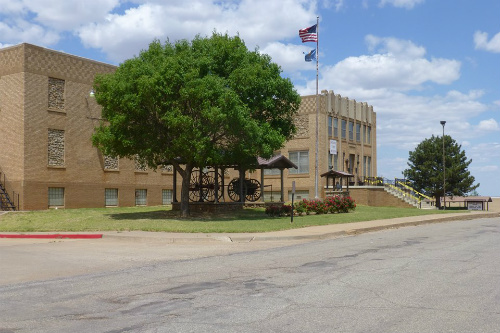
[265,204,292,217]
[264,197,356,217]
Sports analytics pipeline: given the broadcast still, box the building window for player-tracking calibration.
[333,118,338,137]
[104,155,119,170]
[135,189,147,205]
[48,187,64,207]
[289,151,309,174]
[363,125,367,143]
[356,123,361,142]
[367,126,372,144]
[48,129,65,166]
[105,188,118,206]
[264,168,280,176]
[288,190,309,201]
[264,191,282,202]
[349,121,354,141]
[341,119,346,139]
[48,77,65,110]
[367,156,372,177]
[328,116,333,137]
[162,189,172,205]
[334,154,338,170]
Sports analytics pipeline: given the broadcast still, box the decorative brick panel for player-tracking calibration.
[104,155,119,170]
[161,164,173,173]
[48,129,65,166]
[134,156,147,171]
[293,115,309,138]
[48,77,65,110]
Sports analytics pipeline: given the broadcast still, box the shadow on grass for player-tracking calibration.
[105,209,268,222]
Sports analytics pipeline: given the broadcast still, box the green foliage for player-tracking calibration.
[403,135,479,207]
[91,33,301,216]
[92,33,301,169]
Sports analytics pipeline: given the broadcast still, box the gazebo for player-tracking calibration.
[171,154,297,211]
[320,169,355,196]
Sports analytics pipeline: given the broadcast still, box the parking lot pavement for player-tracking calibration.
[1,210,497,286]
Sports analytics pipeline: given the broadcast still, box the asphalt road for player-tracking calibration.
[1,217,500,332]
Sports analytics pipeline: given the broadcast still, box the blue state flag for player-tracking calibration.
[305,49,316,62]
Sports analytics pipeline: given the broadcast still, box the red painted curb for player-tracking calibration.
[0,234,103,239]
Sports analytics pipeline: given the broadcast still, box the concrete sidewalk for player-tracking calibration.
[101,210,499,243]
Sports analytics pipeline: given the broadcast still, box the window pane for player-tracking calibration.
[299,151,309,173]
[356,123,361,142]
[333,118,338,137]
[48,187,64,206]
[341,120,346,139]
[162,189,172,205]
[264,168,280,176]
[135,189,147,205]
[290,151,309,174]
[349,121,354,141]
[105,188,118,206]
[328,116,333,137]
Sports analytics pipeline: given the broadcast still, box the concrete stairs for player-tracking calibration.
[383,185,436,210]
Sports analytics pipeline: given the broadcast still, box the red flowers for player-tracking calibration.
[265,196,356,217]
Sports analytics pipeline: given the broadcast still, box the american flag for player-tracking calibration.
[299,24,317,43]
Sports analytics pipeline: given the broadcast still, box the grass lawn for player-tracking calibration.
[0,205,466,233]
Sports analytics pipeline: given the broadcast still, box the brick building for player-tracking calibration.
[0,43,376,210]
[254,90,377,202]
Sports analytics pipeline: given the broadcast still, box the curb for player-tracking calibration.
[0,234,103,239]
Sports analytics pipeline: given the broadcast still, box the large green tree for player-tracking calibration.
[92,33,301,216]
[403,135,479,208]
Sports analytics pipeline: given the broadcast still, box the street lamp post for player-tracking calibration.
[440,121,446,210]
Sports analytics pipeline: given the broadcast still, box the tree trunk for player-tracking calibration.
[178,163,193,217]
[436,194,442,209]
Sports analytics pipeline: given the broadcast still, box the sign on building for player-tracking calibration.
[329,140,337,155]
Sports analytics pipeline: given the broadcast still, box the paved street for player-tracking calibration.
[1,216,500,332]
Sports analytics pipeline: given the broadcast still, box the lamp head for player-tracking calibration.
[440,120,446,126]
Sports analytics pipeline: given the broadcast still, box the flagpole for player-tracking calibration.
[314,15,319,198]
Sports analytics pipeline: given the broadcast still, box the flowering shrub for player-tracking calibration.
[265,196,356,217]
[265,204,292,217]
[294,199,307,214]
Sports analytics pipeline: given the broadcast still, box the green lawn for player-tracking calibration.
[0,205,464,233]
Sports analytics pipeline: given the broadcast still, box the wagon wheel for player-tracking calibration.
[189,169,206,202]
[203,170,223,202]
[228,178,246,202]
[245,178,261,202]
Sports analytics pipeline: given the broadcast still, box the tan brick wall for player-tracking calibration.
[1,43,377,210]
[0,69,25,207]
[258,91,377,201]
[1,43,175,210]
[349,187,415,208]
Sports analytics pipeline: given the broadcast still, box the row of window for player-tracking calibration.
[47,187,309,207]
[328,116,372,144]
[48,188,173,207]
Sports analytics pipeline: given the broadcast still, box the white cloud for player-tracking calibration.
[22,0,120,30]
[0,19,60,45]
[474,30,500,53]
[477,118,500,131]
[261,42,318,74]
[378,0,425,9]
[77,0,318,63]
[306,36,461,96]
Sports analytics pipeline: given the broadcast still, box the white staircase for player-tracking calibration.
[383,184,436,209]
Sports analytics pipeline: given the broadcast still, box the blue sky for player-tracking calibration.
[1,0,499,196]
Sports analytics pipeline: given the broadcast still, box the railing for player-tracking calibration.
[359,176,435,207]
[0,170,18,211]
